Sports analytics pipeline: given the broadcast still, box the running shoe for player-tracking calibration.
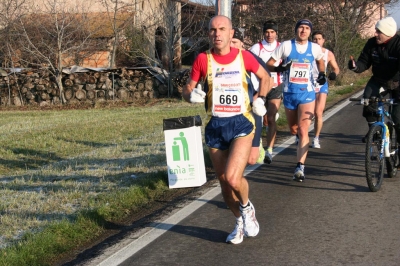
[312,138,321,149]
[240,201,259,237]
[264,151,272,164]
[226,218,244,244]
[293,165,305,182]
[256,140,265,164]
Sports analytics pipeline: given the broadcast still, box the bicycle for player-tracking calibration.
[349,96,399,192]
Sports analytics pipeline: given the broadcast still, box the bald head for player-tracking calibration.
[208,15,234,55]
[209,15,232,30]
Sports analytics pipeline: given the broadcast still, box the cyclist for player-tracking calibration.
[348,16,400,143]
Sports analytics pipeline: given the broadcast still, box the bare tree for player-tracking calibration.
[0,0,28,67]
[15,0,100,103]
[98,0,135,68]
[0,0,28,105]
[234,0,400,72]
[121,0,213,96]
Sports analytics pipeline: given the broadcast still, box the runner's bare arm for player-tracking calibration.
[328,51,340,75]
[183,78,198,103]
[316,58,325,73]
[266,57,277,73]
[254,65,271,97]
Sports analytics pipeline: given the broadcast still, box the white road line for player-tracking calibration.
[94,184,221,266]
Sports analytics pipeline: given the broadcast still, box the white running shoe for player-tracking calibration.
[240,201,260,237]
[256,140,265,164]
[226,218,244,244]
[293,165,305,182]
[312,138,321,149]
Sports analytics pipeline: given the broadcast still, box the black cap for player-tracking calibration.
[232,27,244,42]
[295,19,313,33]
[263,21,278,33]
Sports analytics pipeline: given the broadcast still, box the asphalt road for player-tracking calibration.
[86,94,400,266]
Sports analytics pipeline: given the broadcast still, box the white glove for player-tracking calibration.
[252,97,267,116]
[190,84,206,103]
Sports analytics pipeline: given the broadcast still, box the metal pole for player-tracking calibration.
[215,0,232,19]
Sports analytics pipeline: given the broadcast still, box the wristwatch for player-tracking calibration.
[258,96,267,103]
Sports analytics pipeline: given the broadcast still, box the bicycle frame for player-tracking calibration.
[372,100,391,158]
[350,96,398,191]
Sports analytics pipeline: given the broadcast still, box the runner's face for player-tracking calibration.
[374,28,391,44]
[312,34,325,47]
[296,25,311,42]
[264,29,277,43]
[209,16,233,54]
[230,38,243,49]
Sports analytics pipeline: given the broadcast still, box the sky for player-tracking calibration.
[193,1,400,27]
[386,2,400,27]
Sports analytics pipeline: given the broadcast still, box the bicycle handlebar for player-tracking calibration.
[349,97,394,103]
[349,98,396,106]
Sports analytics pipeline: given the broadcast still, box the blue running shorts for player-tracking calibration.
[283,91,315,110]
[205,114,255,150]
[315,82,328,94]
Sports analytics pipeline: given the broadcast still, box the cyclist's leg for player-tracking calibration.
[391,104,400,143]
[362,78,381,123]
[362,79,381,141]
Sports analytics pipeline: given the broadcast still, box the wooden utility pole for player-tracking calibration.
[215,0,232,19]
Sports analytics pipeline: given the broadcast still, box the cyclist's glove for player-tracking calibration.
[348,57,358,71]
[316,72,327,85]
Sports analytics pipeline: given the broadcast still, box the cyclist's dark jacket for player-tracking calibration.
[354,34,400,84]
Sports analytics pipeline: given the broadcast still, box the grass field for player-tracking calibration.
[0,100,208,265]
[0,76,368,265]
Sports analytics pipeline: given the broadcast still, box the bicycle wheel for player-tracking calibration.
[386,122,398,178]
[365,125,385,192]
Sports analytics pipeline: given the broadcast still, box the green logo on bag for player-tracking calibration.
[172,132,189,161]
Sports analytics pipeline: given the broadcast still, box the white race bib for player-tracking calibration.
[289,62,310,84]
[271,72,278,87]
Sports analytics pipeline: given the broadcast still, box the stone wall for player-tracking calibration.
[0,66,183,106]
